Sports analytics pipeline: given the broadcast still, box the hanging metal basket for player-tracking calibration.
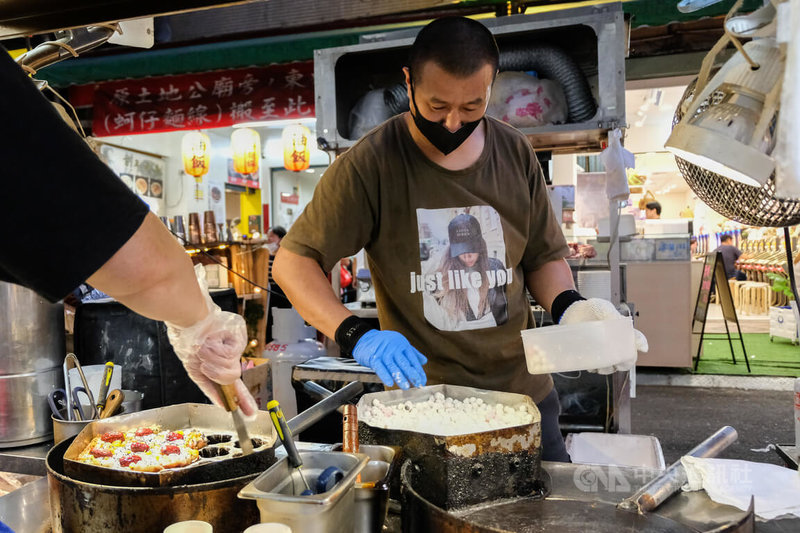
[672,79,800,227]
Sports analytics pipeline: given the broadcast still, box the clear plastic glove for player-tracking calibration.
[352,330,428,390]
[559,298,648,374]
[166,265,257,416]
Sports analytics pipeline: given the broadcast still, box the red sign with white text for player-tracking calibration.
[85,62,314,136]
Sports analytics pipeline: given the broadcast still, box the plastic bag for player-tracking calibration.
[774,0,800,199]
[601,128,634,201]
[348,88,393,140]
[487,71,567,127]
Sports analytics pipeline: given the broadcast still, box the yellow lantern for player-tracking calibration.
[182,131,210,178]
[231,128,260,174]
[282,124,311,172]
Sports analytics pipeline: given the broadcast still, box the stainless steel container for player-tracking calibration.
[0,281,65,446]
[0,281,65,373]
[354,445,395,533]
[52,414,91,445]
[238,451,369,533]
[331,443,396,533]
[0,366,62,445]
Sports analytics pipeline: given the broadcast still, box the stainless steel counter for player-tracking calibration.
[0,477,49,533]
[6,455,800,533]
[0,442,50,476]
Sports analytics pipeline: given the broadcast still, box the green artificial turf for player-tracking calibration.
[695,333,800,376]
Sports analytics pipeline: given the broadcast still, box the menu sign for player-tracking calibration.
[82,62,314,136]
[95,141,166,215]
[227,159,260,189]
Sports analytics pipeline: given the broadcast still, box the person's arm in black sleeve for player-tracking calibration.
[0,48,260,414]
[0,47,198,324]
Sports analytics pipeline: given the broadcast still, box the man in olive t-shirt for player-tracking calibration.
[274,17,645,461]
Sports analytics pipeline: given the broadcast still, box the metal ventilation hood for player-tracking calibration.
[314,3,628,155]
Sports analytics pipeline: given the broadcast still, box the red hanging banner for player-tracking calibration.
[84,62,314,136]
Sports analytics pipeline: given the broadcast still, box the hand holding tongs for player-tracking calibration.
[62,353,97,421]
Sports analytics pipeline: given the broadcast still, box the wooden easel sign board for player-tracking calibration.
[693,252,737,329]
[692,251,749,371]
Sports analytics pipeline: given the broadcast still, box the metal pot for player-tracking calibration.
[0,281,65,446]
[0,281,65,373]
[47,437,262,533]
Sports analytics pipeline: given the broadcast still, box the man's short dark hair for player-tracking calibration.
[270,226,287,239]
[409,17,499,82]
[720,234,733,243]
[645,201,662,215]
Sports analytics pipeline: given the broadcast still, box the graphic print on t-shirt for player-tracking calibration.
[414,206,510,331]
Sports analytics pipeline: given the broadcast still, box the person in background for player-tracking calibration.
[273,17,646,462]
[266,226,287,285]
[717,234,746,281]
[645,201,662,219]
[690,236,698,256]
[265,226,291,341]
[0,46,256,416]
[340,257,357,303]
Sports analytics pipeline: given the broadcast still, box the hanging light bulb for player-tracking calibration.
[282,124,311,172]
[182,131,211,178]
[231,128,260,174]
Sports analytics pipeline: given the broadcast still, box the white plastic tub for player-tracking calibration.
[520,317,636,374]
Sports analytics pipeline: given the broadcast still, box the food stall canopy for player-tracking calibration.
[0,0,251,38]
[3,0,767,87]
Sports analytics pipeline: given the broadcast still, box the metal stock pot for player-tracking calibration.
[0,281,64,446]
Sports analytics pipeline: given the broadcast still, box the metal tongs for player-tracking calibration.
[62,353,97,421]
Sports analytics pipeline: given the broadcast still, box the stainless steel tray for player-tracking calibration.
[63,403,276,487]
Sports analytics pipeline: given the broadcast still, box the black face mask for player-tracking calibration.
[410,81,482,156]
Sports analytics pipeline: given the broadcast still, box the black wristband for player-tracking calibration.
[550,290,586,324]
[335,316,376,355]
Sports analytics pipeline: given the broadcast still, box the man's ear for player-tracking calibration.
[403,67,414,113]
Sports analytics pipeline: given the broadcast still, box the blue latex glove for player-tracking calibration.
[352,330,427,389]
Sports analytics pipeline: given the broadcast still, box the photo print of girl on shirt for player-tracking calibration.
[415,206,510,331]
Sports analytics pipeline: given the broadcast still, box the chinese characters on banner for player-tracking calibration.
[85,62,314,136]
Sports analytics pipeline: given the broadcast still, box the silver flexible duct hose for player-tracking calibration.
[383,43,597,123]
[499,43,597,123]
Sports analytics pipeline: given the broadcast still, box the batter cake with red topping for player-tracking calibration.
[76,426,208,472]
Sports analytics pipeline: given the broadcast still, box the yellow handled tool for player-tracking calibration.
[268,400,311,493]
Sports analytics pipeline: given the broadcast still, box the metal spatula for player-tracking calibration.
[216,383,253,455]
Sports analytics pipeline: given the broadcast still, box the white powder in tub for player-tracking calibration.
[360,392,534,436]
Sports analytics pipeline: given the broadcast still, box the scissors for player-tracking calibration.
[48,387,96,420]
[63,353,97,421]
